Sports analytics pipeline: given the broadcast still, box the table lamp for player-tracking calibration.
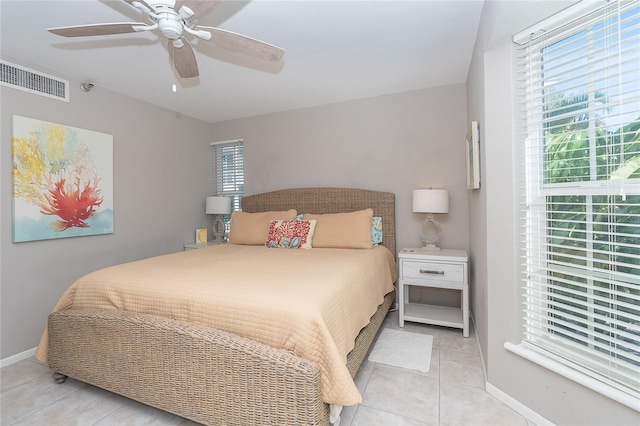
[412,188,449,251]
[206,196,231,242]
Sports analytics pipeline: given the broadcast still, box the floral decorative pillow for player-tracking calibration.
[372,216,383,246]
[266,219,317,249]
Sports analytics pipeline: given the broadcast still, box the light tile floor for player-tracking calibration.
[1,310,534,425]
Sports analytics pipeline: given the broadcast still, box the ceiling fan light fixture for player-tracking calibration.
[178,5,195,20]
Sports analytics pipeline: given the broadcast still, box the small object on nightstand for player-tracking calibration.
[398,248,469,337]
[196,228,208,244]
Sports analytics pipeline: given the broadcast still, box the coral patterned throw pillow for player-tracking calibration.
[266,220,317,249]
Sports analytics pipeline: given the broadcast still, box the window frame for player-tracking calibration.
[211,139,244,229]
[509,0,640,411]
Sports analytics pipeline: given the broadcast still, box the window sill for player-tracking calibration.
[504,341,640,412]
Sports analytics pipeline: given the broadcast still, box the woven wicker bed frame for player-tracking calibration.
[47,187,396,425]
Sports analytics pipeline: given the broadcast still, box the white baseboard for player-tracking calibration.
[470,312,553,425]
[469,312,488,382]
[0,347,37,368]
[485,382,555,426]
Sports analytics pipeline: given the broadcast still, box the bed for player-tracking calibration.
[35,187,397,425]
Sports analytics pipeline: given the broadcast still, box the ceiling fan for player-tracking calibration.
[47,0,285,79]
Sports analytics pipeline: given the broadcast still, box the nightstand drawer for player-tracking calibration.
[402,261,464,282]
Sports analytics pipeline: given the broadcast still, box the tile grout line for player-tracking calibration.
[7,381,87,426]
[91,400,131,426]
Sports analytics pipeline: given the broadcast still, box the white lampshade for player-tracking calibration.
[205,196,231,215]
[412,189,449,214]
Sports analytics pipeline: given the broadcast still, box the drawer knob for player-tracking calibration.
[419,269,445,275]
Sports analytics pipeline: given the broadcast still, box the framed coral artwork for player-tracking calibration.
[12,115,113,242]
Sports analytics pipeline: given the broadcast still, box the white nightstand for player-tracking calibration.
[183,241,225,251]
[398,248,469,337]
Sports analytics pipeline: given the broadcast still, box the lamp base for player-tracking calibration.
[418,214,442,250]
[211,215,225,242]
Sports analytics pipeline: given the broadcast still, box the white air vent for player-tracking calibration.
[0,60,69,102]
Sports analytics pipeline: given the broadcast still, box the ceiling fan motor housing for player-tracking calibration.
[157,13,183,39]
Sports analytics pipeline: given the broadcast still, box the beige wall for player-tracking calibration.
[466,2,639,424]
[0,56,213,359]
[209,84,470,253]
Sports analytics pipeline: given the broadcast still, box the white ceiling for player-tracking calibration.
[0,0,485,123]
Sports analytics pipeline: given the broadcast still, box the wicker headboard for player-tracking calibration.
[242,187,396,256]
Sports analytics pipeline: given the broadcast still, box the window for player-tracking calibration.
[513,0,639,406]
[211,139,244,226]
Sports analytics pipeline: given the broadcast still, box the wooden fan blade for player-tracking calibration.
[47,23,148,37]
[196,26,284,62]
[175,0,222,21]
[168,39,199,78]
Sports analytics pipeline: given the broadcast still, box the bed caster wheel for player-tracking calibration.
[53,372,68,384]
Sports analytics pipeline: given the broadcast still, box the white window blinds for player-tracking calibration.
[515,0,640,403]
[211,139,244,212]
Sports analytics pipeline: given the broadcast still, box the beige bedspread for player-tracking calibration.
[36,244,396,406]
